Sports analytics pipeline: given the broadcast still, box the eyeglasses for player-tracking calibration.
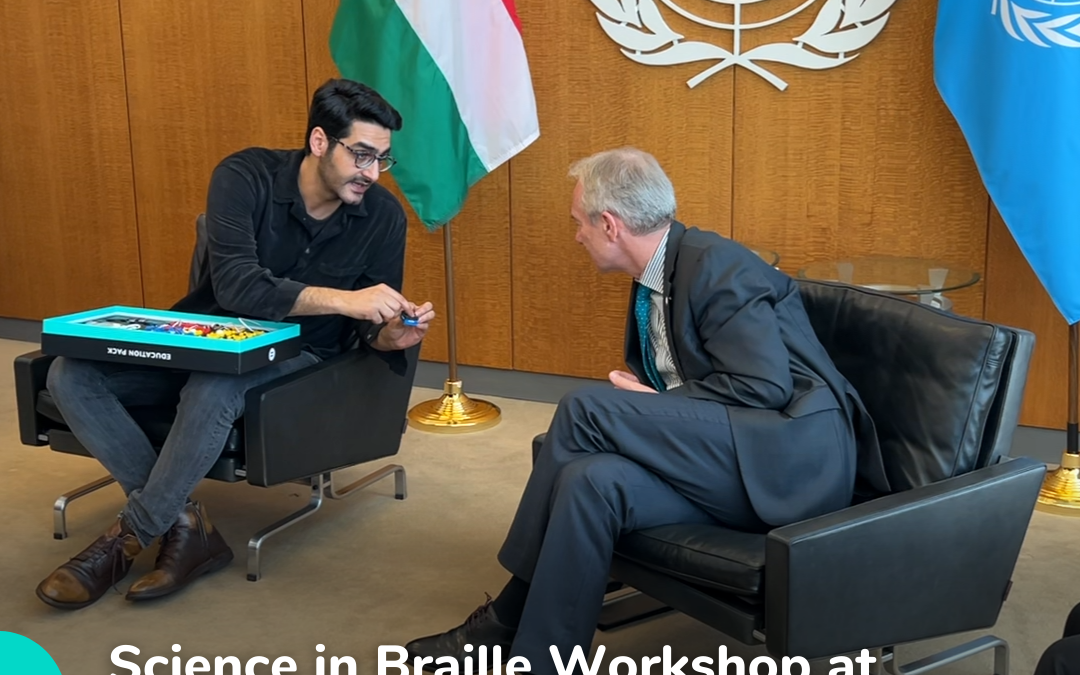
[328,136,396,172]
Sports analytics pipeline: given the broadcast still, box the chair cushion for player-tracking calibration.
[616,524,766,597]
[796,280,1012,492]
[36,389,244,458]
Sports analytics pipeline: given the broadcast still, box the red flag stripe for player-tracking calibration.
[501,0,522,33]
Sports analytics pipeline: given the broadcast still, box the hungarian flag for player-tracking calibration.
[329,0,540,229]
[934,0,1080,324]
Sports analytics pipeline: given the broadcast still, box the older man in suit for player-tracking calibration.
[405,147,885,674]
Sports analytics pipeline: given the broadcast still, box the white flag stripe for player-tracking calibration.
[395,0,540,170]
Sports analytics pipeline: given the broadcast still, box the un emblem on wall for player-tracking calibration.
[994,0,1080,48]
[589,0,896,90]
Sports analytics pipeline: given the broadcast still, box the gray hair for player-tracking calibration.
[568,147,676,236]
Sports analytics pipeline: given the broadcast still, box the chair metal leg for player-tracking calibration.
[246,465,407,582]
[326,463,406,500]
[871,647,893,675]
[879,646,900,675]
[596,585,674,631]
[246,474,325,582]
[53,475,117,540]
[880,636,1008,675]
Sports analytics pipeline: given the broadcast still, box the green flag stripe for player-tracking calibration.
[329,0,489,228]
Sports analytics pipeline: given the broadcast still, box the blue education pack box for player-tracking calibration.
[41,306,302,375]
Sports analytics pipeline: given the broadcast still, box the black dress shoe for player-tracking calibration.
[125,501,233,601]
[406,597,517,670]
[36,515,143,610]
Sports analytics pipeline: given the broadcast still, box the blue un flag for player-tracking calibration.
[935,0,1080,324]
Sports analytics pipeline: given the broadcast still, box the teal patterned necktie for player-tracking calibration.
[635,284,665,391]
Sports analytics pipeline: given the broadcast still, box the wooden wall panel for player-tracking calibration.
[2,0,1067,425]
[732,0,988,319]
[302,0,514,370]
[511,2,735,378]
[119,0,310,309]
[985,208,1068,430]
[0,0,142,319]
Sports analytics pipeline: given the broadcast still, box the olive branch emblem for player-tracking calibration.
[994,0,1080,47]
[590,0,896,90]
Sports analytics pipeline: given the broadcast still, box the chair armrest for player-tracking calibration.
[763,456,1046,659]
[243,344,420,487]
[14,350,56,446]
[532,433,546,464]
[976,327,1035,467]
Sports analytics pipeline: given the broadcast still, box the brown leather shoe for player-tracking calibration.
[36,515,144,610]
[125,501,233,601]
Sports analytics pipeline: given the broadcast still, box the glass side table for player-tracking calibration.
[747,247,780,267]
[797,256,981,312]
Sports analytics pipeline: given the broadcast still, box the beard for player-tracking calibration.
[318,154,372,204]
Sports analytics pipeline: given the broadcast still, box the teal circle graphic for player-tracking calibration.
[0,632,61,674]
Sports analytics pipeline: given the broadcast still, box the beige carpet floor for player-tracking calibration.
[0,338,1076,675]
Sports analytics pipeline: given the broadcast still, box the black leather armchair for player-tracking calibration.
[14,214,420,581]
[535,279,1045,675]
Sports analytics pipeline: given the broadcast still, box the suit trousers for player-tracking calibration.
[1036,603,1080,675]
[496,386,766,675]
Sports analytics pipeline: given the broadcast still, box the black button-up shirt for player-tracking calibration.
[172,148,407,360]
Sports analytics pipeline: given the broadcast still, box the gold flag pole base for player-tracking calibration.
[407,220,500,434]
[407,379,501,434]
[1035,451,1080,516]
[1037,321,1080,516]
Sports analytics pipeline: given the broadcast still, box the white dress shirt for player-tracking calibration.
[637,230,683,390]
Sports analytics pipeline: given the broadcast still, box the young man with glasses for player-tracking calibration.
[36,78,433,610]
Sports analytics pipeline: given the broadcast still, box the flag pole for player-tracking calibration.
[1036,320,1080,515]
[406,219,501,433]
[444,220,459,383]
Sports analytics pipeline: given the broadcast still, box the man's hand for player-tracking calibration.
[373,301,436,351]
[340,284,411,324]
[609,370,657,393]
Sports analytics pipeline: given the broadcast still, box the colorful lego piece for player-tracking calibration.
[83,316,266,341]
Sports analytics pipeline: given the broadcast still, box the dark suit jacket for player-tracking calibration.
[624,222,888,526]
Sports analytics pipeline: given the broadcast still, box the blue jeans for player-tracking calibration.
[46,351,321,547]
